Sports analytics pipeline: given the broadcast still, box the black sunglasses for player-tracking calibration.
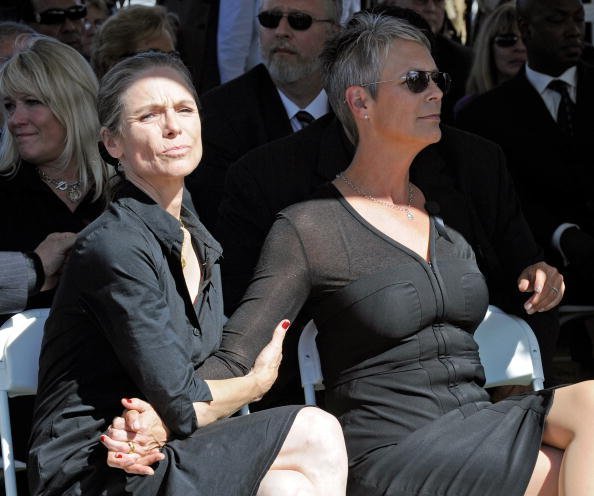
[257,10,334,31]
[493,34,520,48]
[35,4,87,25]
[361,70,451,95]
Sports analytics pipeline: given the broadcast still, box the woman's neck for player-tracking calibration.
[127,174,184,220]
[345,138,418,200]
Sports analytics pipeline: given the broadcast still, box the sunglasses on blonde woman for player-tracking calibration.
[360,71,451,95]
[493,34,521,48]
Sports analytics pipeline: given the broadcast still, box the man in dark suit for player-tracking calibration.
[456,0,594,305]
[187,0,342,230]
[217,114,564,397]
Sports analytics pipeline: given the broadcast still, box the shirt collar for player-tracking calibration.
[277,88,329,121]
[114,181,222,260]
[525,64,577,96]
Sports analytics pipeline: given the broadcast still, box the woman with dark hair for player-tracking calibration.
[28,51,348,496]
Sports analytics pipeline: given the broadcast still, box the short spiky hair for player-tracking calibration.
[322,11,430,142]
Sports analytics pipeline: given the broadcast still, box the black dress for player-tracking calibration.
[28,182,302,496]
[226,185,553,496]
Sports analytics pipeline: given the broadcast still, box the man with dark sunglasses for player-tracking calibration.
[186,0,342,232]
[458,0,594,374]
[23,0,86,54]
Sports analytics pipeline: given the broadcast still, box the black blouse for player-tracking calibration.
[0,162,105,311]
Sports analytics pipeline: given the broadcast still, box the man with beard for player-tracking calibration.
[187,0,342,231]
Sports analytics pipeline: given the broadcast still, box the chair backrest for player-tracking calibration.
[474,306,544,391]
[557,304,594,326]
[0,308,50,397]
[297,320,323,406]
[297,305,544,405]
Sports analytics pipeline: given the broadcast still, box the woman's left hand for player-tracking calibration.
[101,398,170,472]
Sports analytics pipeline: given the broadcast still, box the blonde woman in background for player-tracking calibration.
[455,2,526,115]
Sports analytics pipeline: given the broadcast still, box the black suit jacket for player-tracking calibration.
[187,64,293,231]
[217,115,543,314]
[456,63,594,262]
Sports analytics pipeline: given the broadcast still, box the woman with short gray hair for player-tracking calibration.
[213,11,593,495]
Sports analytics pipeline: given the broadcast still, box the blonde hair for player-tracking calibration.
[466,3,519,95]
[91,5,176,79]
[0,35,109,200]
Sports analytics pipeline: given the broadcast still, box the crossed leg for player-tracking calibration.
[525,381,594,496]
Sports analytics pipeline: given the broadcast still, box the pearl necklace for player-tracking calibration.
[337,172,415,220]
[37,167,82,203]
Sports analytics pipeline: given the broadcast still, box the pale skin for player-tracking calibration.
[100,65,348,495]
[340,38,592,496]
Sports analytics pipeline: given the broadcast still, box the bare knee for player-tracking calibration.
[292,407,347,466]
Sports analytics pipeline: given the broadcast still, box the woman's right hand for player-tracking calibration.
[250,319,290,400]
[101,398,169,475]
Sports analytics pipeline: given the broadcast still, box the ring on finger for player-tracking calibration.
[128,441,136,454]
[551,287,559,295]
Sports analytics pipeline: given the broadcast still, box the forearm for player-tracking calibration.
[195,373,264,426]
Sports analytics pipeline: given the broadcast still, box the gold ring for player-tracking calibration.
[128,441,136,454]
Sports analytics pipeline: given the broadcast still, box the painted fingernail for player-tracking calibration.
[281,320,290,330]
[115,453,122,459]
[100,435,106,442]
[124,398,132,403]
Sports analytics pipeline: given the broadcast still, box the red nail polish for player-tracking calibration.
[100,435,106,442]
[282,320,290,330]
[115,453,122,459]
[124,398,131,402]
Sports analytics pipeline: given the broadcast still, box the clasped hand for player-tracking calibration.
[101,319,290,475]
[101,398,168,476]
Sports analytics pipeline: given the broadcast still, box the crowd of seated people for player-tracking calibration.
[0,0,593,495]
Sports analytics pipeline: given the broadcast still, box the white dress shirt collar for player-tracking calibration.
[277,89,329,131]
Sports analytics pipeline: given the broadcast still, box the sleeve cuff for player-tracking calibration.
[24,251,45,294]
[551,223,580,265]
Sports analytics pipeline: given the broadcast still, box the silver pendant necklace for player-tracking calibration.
[37,167,82,203]
[337,172,415,220]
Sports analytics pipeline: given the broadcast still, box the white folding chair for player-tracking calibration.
[474,305,544,391]
[0,308,50,496]
[297,305,545,405]
[298,320,324,406]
